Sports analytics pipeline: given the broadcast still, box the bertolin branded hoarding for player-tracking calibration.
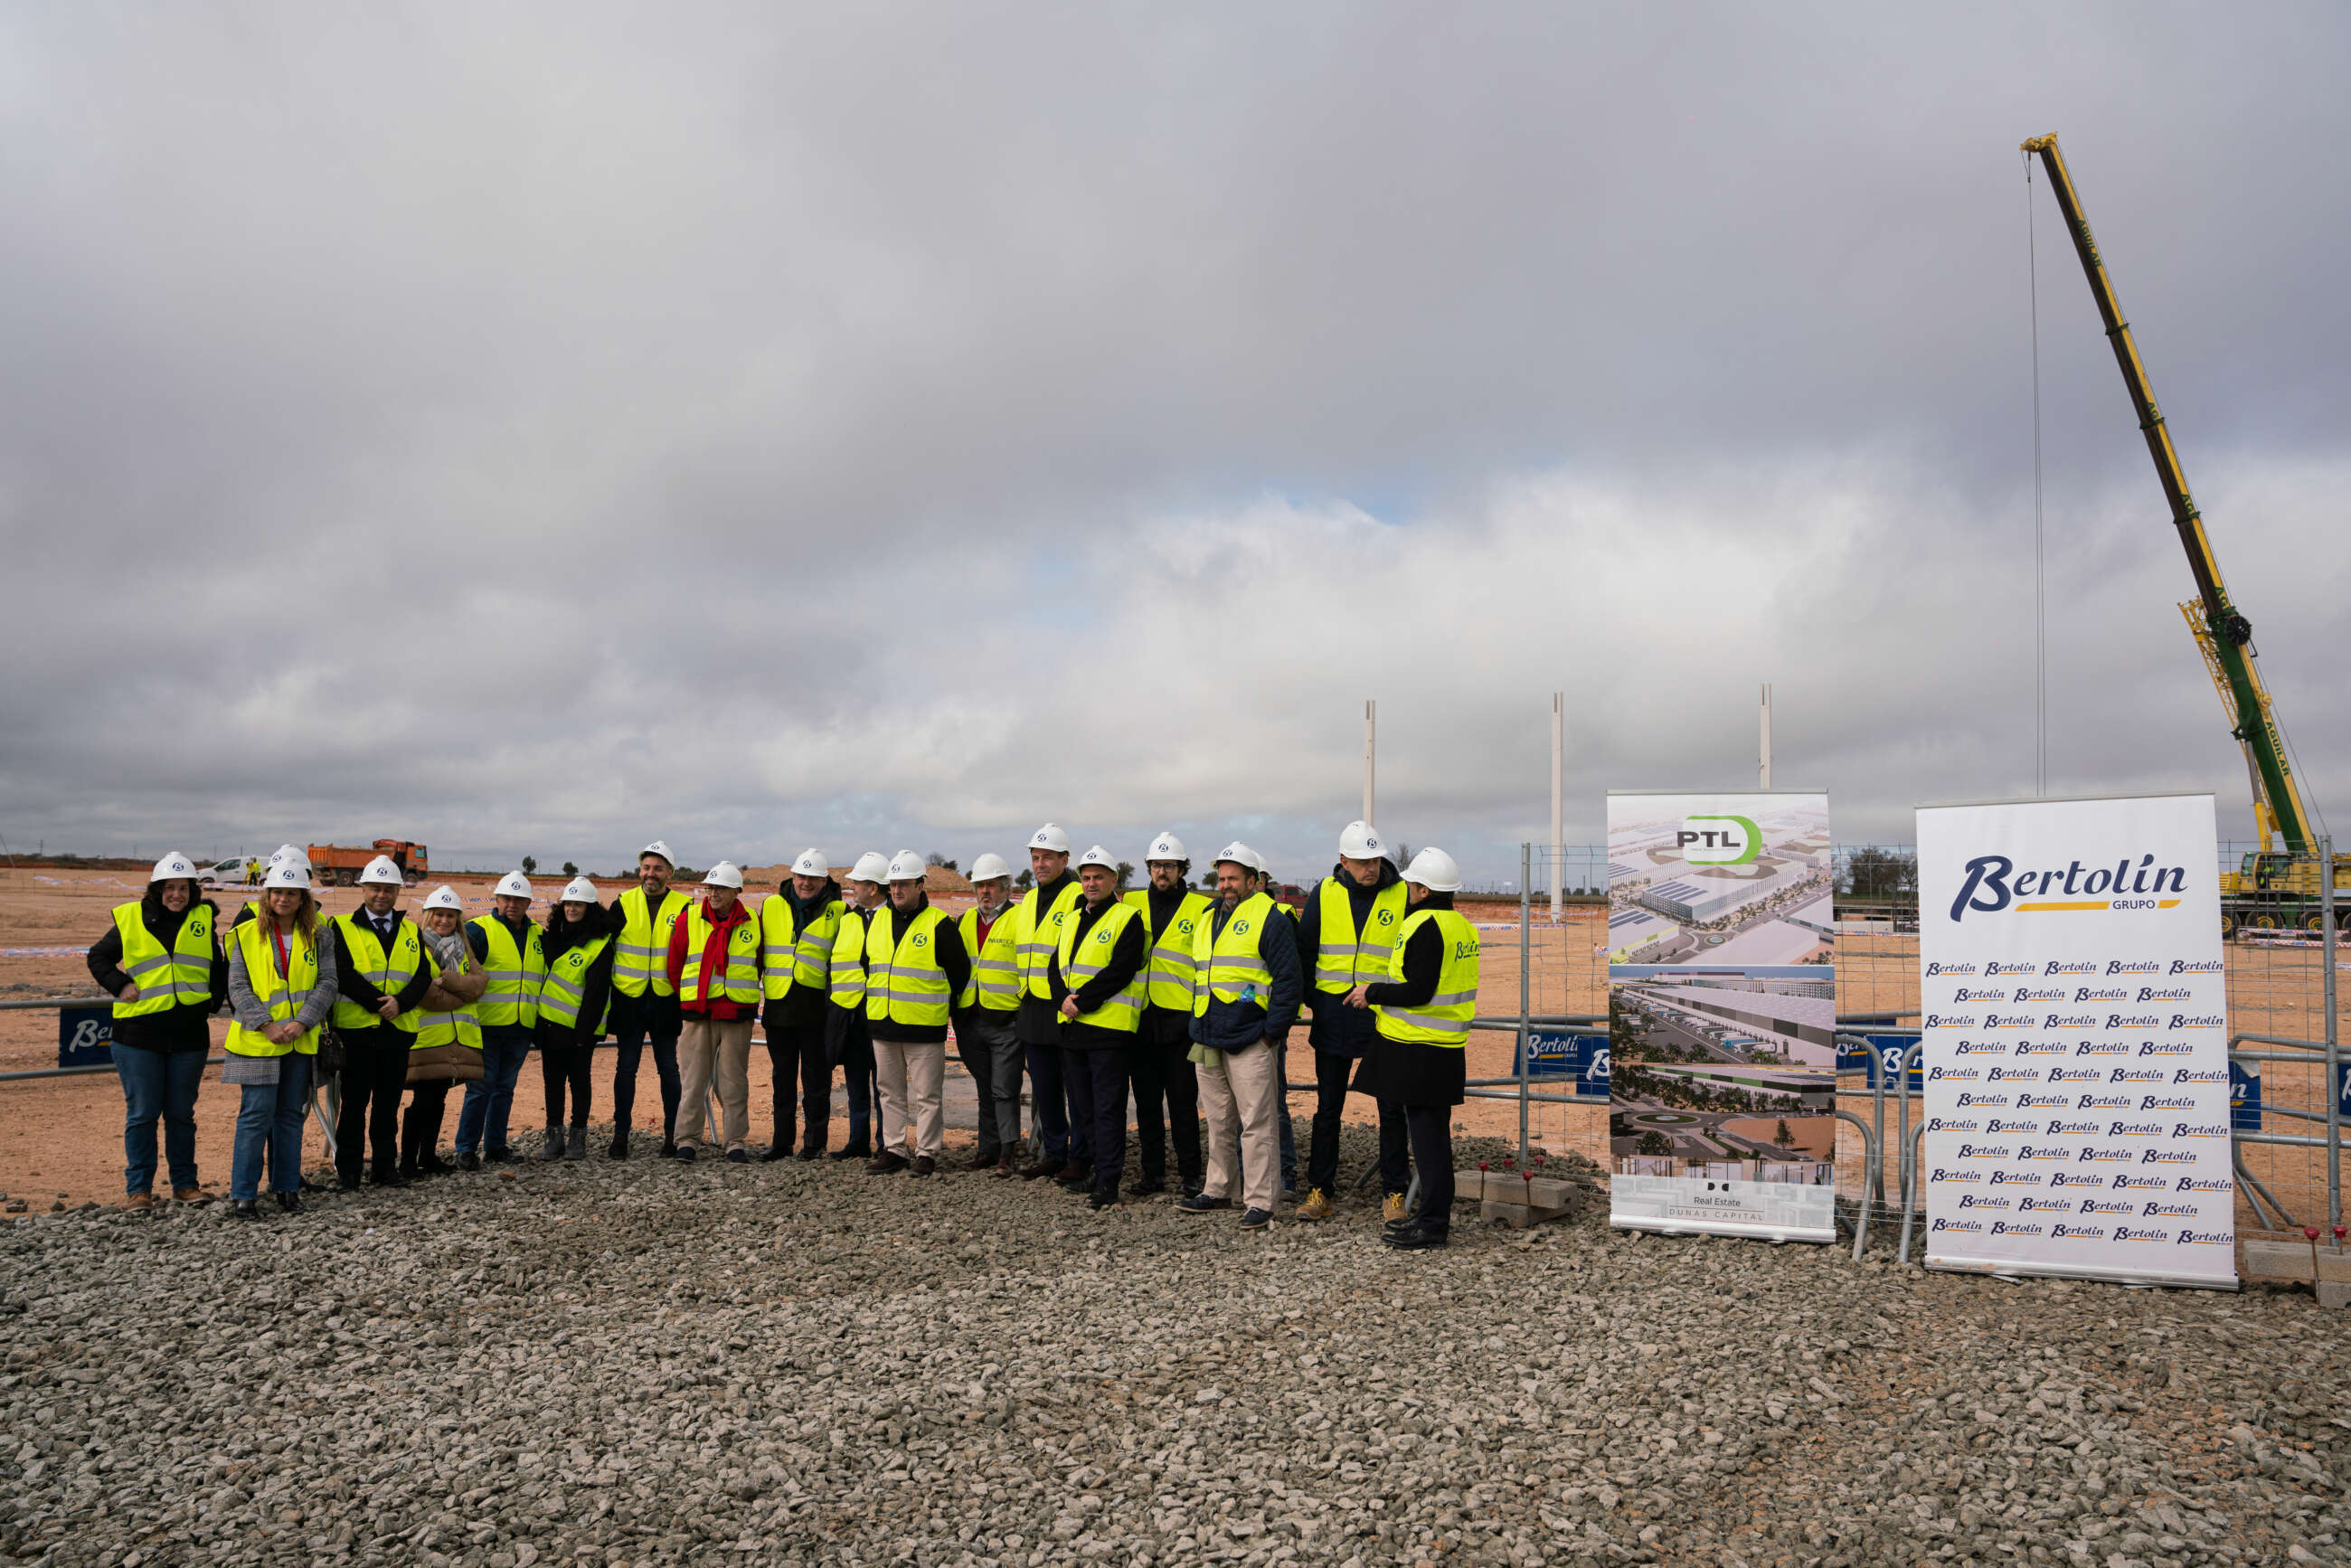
[1915,793,2235,1289]
[1607,790,1838,1242]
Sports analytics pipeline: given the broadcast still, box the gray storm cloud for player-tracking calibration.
[1,4,2345,881]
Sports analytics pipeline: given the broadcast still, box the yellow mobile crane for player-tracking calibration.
[2022,134,2346,935]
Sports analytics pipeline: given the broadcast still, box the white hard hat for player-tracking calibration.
[790,847,829,878]
[1028,823,1071,855]
[849,852,891,885]
[1338,820,1383,859]
[149,852,198,883]
[562,876,600,904]
[703,860,744,889]
[261,860,312,891]
[1075,845,1118,872]
[886,851,927,883]
[1213,841,1257,872]
[422,884,465,912]
[269,844,307,868]
[968,852,1012,883]
[358,855,403,886]
[639,839,675,867]
[1402,846,1462,893]
[495,871,534,900]
[1145,832,1188,864]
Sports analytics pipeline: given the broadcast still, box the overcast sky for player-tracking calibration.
[3,4,2346,884]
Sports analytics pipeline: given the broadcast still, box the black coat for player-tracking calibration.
[84,891,228,1053]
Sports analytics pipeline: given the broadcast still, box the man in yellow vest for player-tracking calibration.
[758,848,841,1162]
[1013,823,1089,1183]
[1050,846,1151,1208]
[605,839,689,1158]
[1176,844,1301,1231]
[456,870,543,1167]
[1123,833,1210,1196]
[823,853,892,1158]
[667,861,760,1161]
[1345,847,1479,1251]
[953,853,1025,1173]
[329,855,440,1190]
[1292,821,1409,1221]
[864,852,973,1176]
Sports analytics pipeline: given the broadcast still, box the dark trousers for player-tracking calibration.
[541,1045,593,1128]
[1304,1047,1355,1194]
[955,1014,1024,1160]
[1379,1099,1453,1232]
[401,1079,454,1166]
[336,1025,411,1181]
[1128,1036,1203,1187]
[612,1025,682,1144]
[1024,1042,1077,1164]
[765,1012,831,1154]
[1376,1097,1413,1196]
[1063,1046,1129,1199]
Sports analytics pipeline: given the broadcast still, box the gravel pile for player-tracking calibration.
[1,1124,2346,1568]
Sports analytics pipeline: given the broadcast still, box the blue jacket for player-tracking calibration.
[1187,893,1301,1053]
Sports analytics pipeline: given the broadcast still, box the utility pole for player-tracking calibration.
[1550,692,1564,921]
[1364,699,1376,827]
[1760,684,1774,789]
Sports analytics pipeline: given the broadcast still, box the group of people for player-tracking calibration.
[87,820,1482,1249]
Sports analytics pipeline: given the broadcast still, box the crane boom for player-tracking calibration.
[2021,133,2314,853]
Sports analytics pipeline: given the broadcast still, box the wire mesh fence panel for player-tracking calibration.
[2219,840,2346,1238]
[1503,845,1609,1162]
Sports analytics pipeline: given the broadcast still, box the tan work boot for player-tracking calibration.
[1382,1191,1408,1225]
[122,1191,154,1211]
[1296,1187,1333,1222]
[173,1186,204,1204]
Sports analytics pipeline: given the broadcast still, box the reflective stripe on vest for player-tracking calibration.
[1123,888,1210,1012]
[1310,875,1409,994]
[537,935,611,1032]
[225,918,321,1058]
[956,906,1022,1012]
[468,915,546,1029]
[1057,900,1144,1033]
[414,946,483,1051]
[109,902,215,1017]
[828,907,871,1010]
[331,914,430,1034]
[759,894,845,1000]
[793,901,842,990]
[1372,908,1480,1048]
[679,902,760,1007]
[613,885,689,997]
[1190,893,1276,1017]
[1015,881,1084,1001]
[864,905,950,1027]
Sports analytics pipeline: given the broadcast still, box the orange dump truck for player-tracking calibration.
[306,839,430,886]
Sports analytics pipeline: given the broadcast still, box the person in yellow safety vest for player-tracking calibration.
[222,857,337,1219]
[533,876,615,1164]
[864,851,972,1176]
[328,855,440,1192]
[401,884,489,1178]
[1012,823,1090,1182]
[821,853,891,1159]
[603,839,690,1159]
[85,852,227,1208]
[1175,844,1301,1232]
[758,848,843,1162]
[455,870,544,1167]
[1249,850,1301,1198]
[1292,820,1410,1223]
[953,853,1025,1175]
[1049,846,1150,1209]
[1345,846,1479,1252]
[1123,833,1211,1196]
[666,861,761,1162]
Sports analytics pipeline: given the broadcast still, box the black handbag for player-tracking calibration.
[315,1027,345,1078]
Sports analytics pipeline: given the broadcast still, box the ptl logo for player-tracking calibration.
[1677,816,1759,867]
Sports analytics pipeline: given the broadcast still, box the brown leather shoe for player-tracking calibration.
[995,1154,1020,1177]
[172,1186,204,1204]
[122,1191,154,1211]
[962,1150,998,1172]
[1016,1157,1060,1180]
[864,1151,910,1175]
[911,1156,937,1176]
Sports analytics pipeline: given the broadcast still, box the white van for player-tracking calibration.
[203,857,258,889]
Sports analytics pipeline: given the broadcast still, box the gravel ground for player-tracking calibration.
[1,1125,2346,1568]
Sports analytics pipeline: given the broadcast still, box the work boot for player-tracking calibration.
[995,1154,1019,1177]
[1295,1187,1333,1222]
[122,1191,154,1211]
[1382,1191,1409,1225]
[172,1186,205,1204]
[458,1152,480,1172]
[541,1127,565,1161]
[274,1191,301,1215]
[963,1150,998,1172]
[609,1129,629,1160]
[567,1128,588,1161]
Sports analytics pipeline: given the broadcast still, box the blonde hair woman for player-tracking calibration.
[222,859,337,1218]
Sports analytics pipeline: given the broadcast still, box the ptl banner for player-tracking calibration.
[1916,792,2235,1289]
[1607,790,1838,1241]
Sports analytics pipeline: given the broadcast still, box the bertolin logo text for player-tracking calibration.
[1928,1065,1979,1082]
[1957,1195,2011,1210]
[2079,1147,2135,1164]
[2046,1118,2101,1136]
[1987,1170,2044,1185]
[2077,1198,2132,1214]
[2043,960,2098,976]
[2136,987,2193,1002]
[2073,1093,2129,1110]
[2167,1015,2225,1029]
[1989,1221,2044,1236]
[2070,987,2127,1002]
[2044,1014,2098,1029]
[1986,1013,2036,1029]
[1986,959,2036,977]
[2011,986,2067,1002]
[2168,959,2222,976]
[2051,1223,2107,1240]
[2105,1120,2163,1138]
[2139,1201,2196,1217]
[1954,1092,2009,1108]
[2015,1144,2072,1161]
[2018,1091,2067,1108]
[2138,1095,2196,1111]
[1953,1041,2005,1056]
[1985,1119,2038,1135]
[2113,1225,2173,1242]
[2107,1067,2164,1083]
[2171,1068,2225,1085]
[2137,1042,2193,1056]
[2048,1066,2102,1082]
[1922,1118,1978,1133]
[2072,1042,2129,1056]
[2106,960,2161,976]
[1924,1015,1978,1031]
[2017,1040,2069,1056]
[1929,1217,1982,1233]
[2170,1122,2227,1139]
[1924,961,1978,978]
[2103,1015,2159,1030]
[1944,855,2186,921]
[2177,1229,2231,1246]
[2139,1148,2196,1166]
[1953,1144,2011,1161]
[2174,1176,2231,1193]
[2112,1173,2167,1191]
[1930,1169,1981,1184]
[2019,1195,2069,1212]
[2049,1171,2103,1188]
[1987,1066,2040,1082]
[1951,987,2005,1003]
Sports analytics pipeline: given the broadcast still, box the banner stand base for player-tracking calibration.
[1612,1218,1835,1245]
[1929,1256,2238,1292]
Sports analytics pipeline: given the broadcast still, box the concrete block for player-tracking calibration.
[2319,1281,2351,1311]
[2242,1239,2351,1284]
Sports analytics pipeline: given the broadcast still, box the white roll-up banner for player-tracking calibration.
[1915,793,2236,1289]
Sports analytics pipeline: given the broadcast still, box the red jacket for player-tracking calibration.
[666,894,758,1021]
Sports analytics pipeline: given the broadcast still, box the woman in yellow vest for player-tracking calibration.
[1345,847,1480,1252]
[535,877,616,1162]
[85,853,226,1207]
[222,858,338,1219]
[401,885,488,1177]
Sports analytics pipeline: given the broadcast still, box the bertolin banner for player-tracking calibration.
[1606,790,1839,1242]
[1915,792,2235,1289]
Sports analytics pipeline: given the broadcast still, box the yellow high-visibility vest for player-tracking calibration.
[109,902,216,1017]
[828,906,872,1011]
[1123,888,1210,1012]
[1310,875,1409,996]
[864,905,950,1027]
[956,905,1022,1012]
[1372,909,1480,1048]
[677,902,760,1007]
[1190,893,1276,1017]
[1014,879,1084,1002]
[413,942,483,1051]
[331,914,434,1034]
[537,935,611,1033]
[468,914,545,1029]
[224,918,322,1058]
[1057,900,1144,1033]
[612,885,689,998]
[759,893,844,1001]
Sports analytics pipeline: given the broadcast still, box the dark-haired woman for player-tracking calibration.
[86,853,226,1207]
[223,861,337,1219]
[536,877,615,1161]
[402,885,489,1176]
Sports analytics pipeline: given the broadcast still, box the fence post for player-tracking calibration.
[2324,835,2339,1232]
[1519,841,1532,1166]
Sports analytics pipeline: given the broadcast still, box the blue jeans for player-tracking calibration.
[116,1044,205,1194]
[231,1053,315,1202]
[457,1026,531,1155]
